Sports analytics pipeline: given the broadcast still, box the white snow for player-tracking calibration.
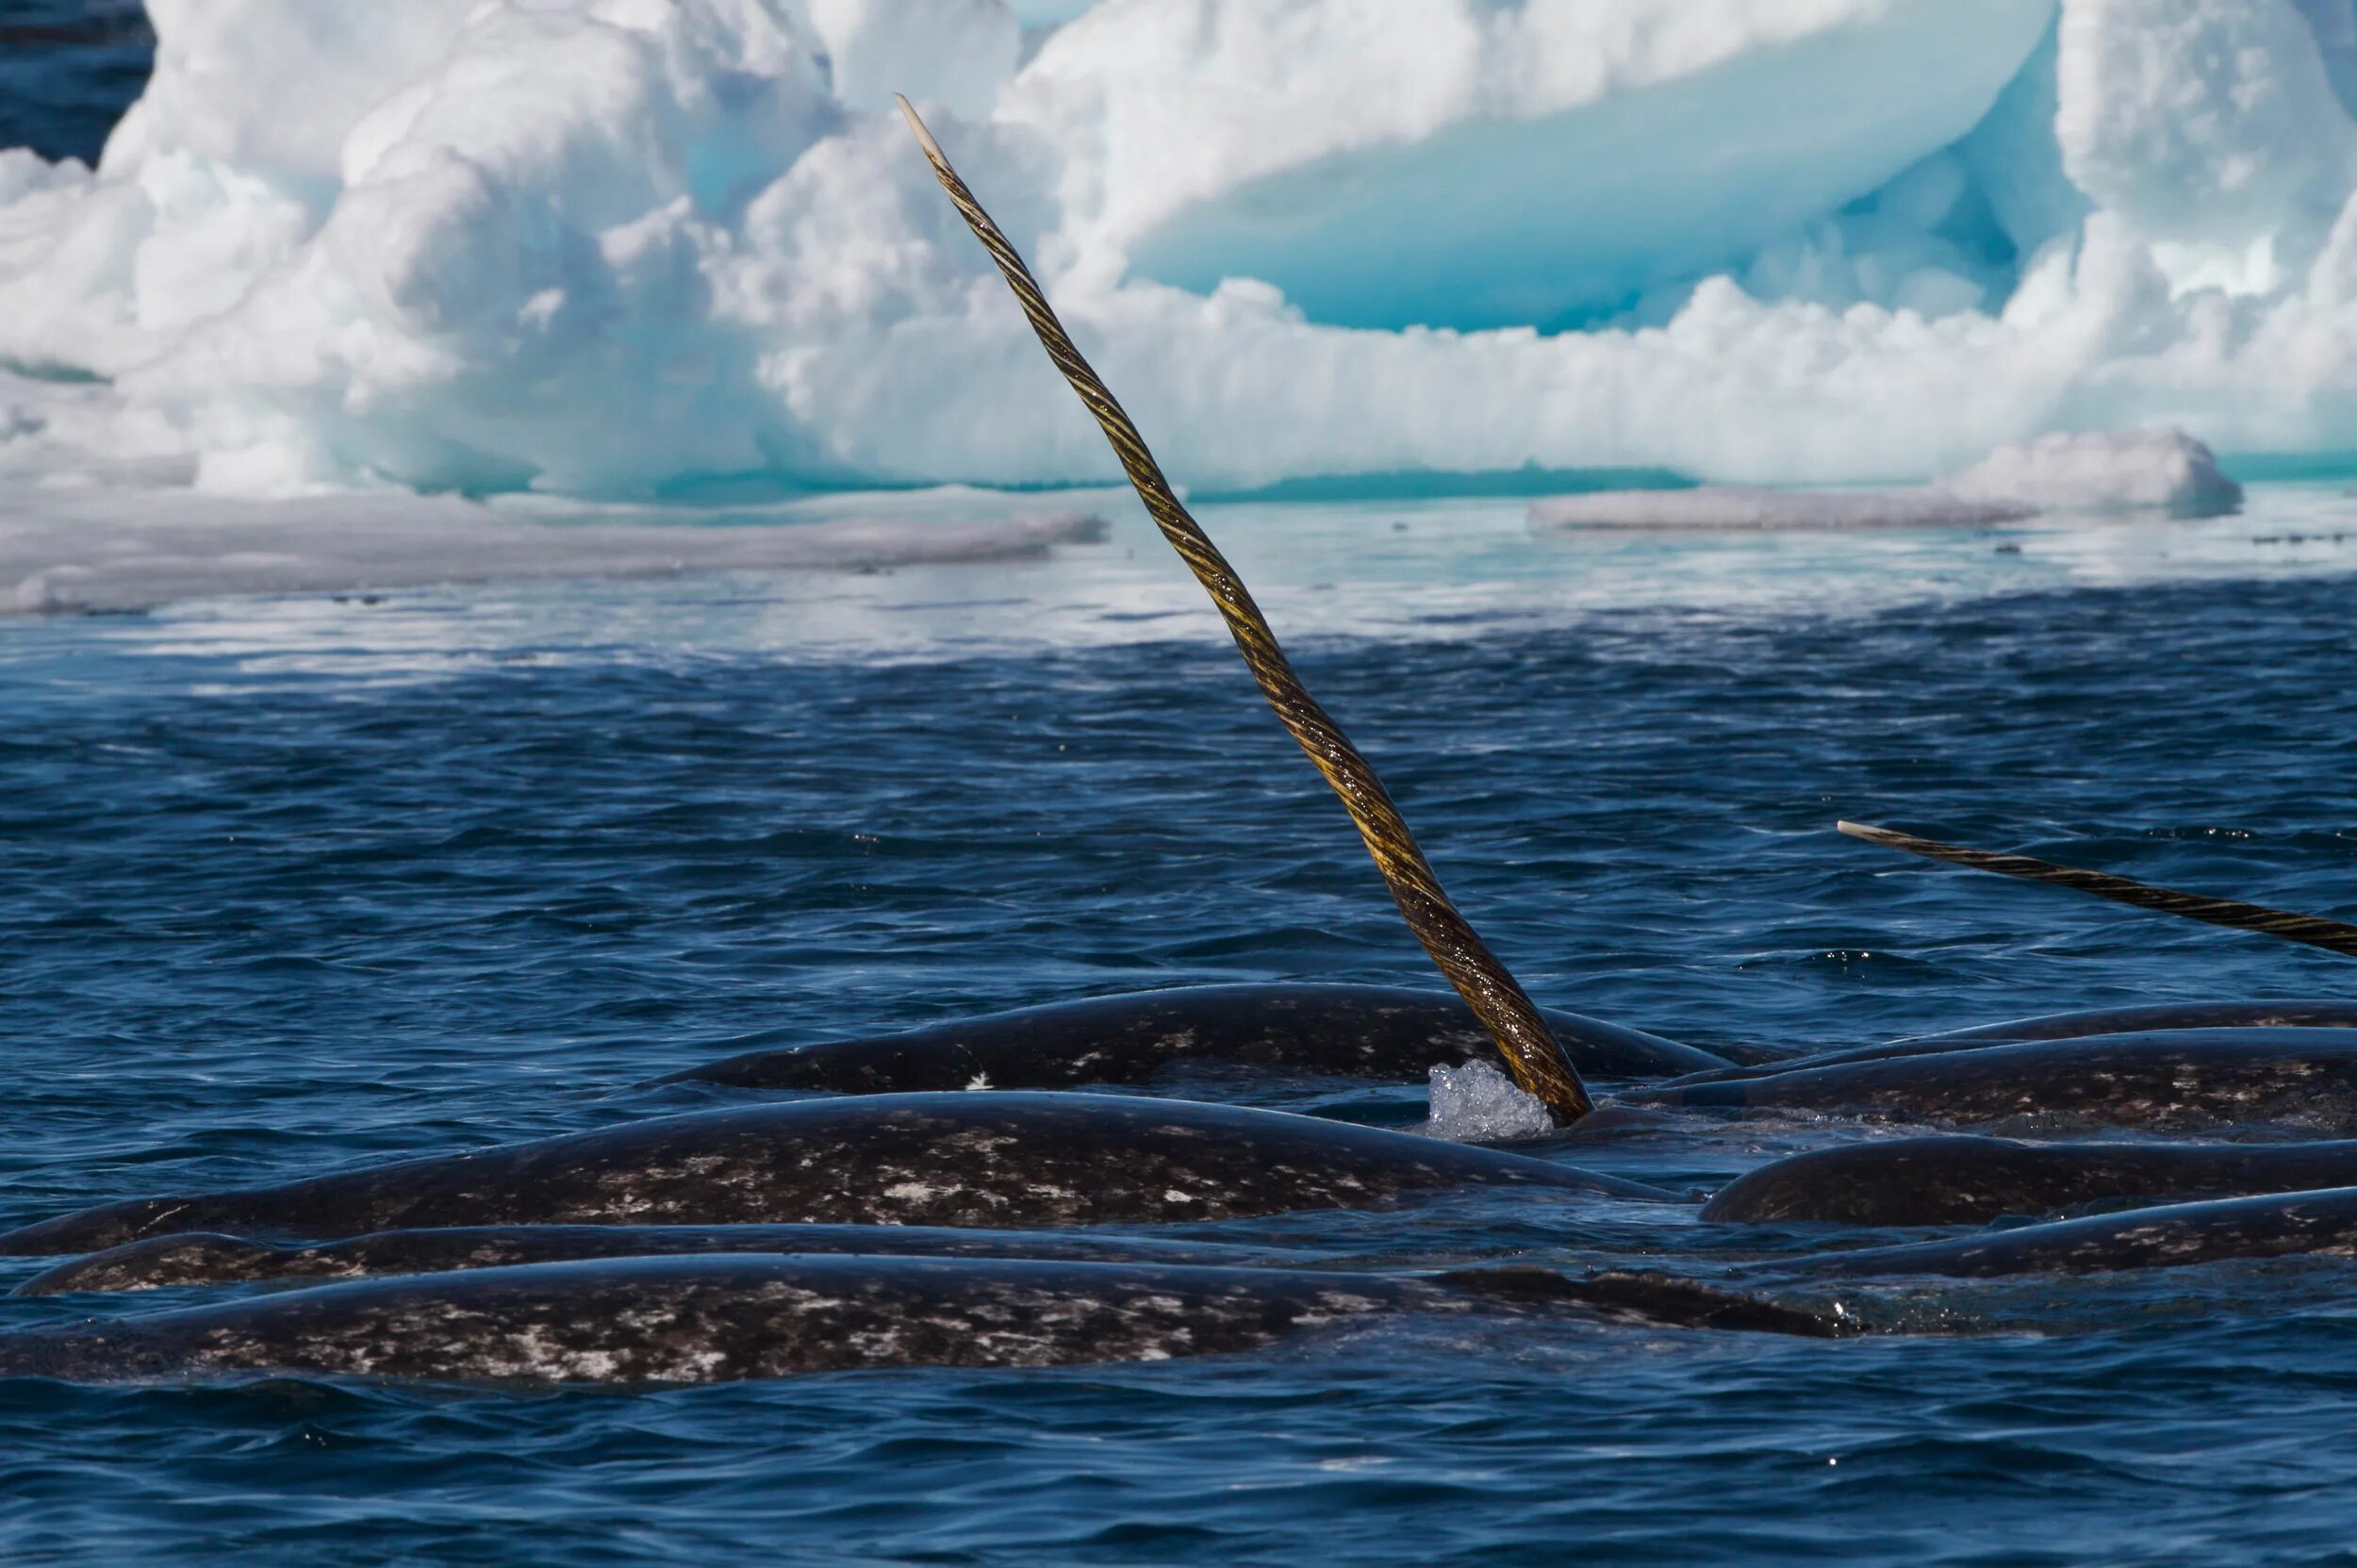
[1,0,2355,504]
[1532,427,2243,530]
[1423,1060,1556,1145]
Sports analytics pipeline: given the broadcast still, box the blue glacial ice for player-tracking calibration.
[4,0,2357,503]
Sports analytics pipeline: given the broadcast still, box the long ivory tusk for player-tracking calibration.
[1838,819,2357,960]
[897,96,1592,1120]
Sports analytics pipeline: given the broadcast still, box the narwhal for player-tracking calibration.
[1702,1134,2357,1227]
[0,1256,1842,1386]
[0,1092,1668,1259]
[1767,1185,2357,1279]
[654,982,1732,1096]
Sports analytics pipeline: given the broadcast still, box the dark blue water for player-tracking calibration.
[0,0,149,165]
[4,541,2357,1563]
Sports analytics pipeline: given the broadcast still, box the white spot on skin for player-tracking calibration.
[134,1203,192,1240]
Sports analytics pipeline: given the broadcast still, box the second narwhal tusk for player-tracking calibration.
[1838,819,2357,960]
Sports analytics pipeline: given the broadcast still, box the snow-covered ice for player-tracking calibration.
[1528,487,2039,534]
[3,0,2357,504]
[1941,428,2246,518]
[1531,427,2244,530]
[0,489,1104,614]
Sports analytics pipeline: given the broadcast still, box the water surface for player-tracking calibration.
[4,493,2357,1563]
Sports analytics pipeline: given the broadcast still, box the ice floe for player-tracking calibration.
[1531,428,2244,531]
[0,484,1102,614]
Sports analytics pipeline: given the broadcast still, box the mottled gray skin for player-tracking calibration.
[1703,1135,2357,1226]
[1778,1185,2357,1279]
[0,1093,1670,1257]
[1640,1029,2357,1132]
[14,1224,1291,1296]
[1677,1003,2357,1084]
[658,983,1729,1092]
[0,1256,1840,1385]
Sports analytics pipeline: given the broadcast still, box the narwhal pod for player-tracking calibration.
[1702,1135,2357,1226]
[0,1256,1842,1385]
[12,1224,1295,1296]
[656,983,1731,1094]
[0,1093,1671,1257]
[1772,1185,2357,1279]
[1637,1028,2357,1133]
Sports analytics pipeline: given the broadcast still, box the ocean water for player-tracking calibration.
[0,1,149,165]
[3,487,2357,1563]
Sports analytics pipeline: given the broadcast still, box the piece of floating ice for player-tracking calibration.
[1531,429,2243,532]
[0,490,1105,614]
[1528,487,2037,533]
[1425,1059,1557,1144]
[1939,428,2247,519]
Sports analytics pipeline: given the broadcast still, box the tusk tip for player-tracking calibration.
[896,94,946,163]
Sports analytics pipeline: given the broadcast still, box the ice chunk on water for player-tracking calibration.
[0,481,1105,615]
[1533,428,2240,531]
[1424,1061,1556,1145]
[1942,428,2244,518]
[1531,488,2036,533]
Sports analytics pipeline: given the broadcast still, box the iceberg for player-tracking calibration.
[2,0,2356,500]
